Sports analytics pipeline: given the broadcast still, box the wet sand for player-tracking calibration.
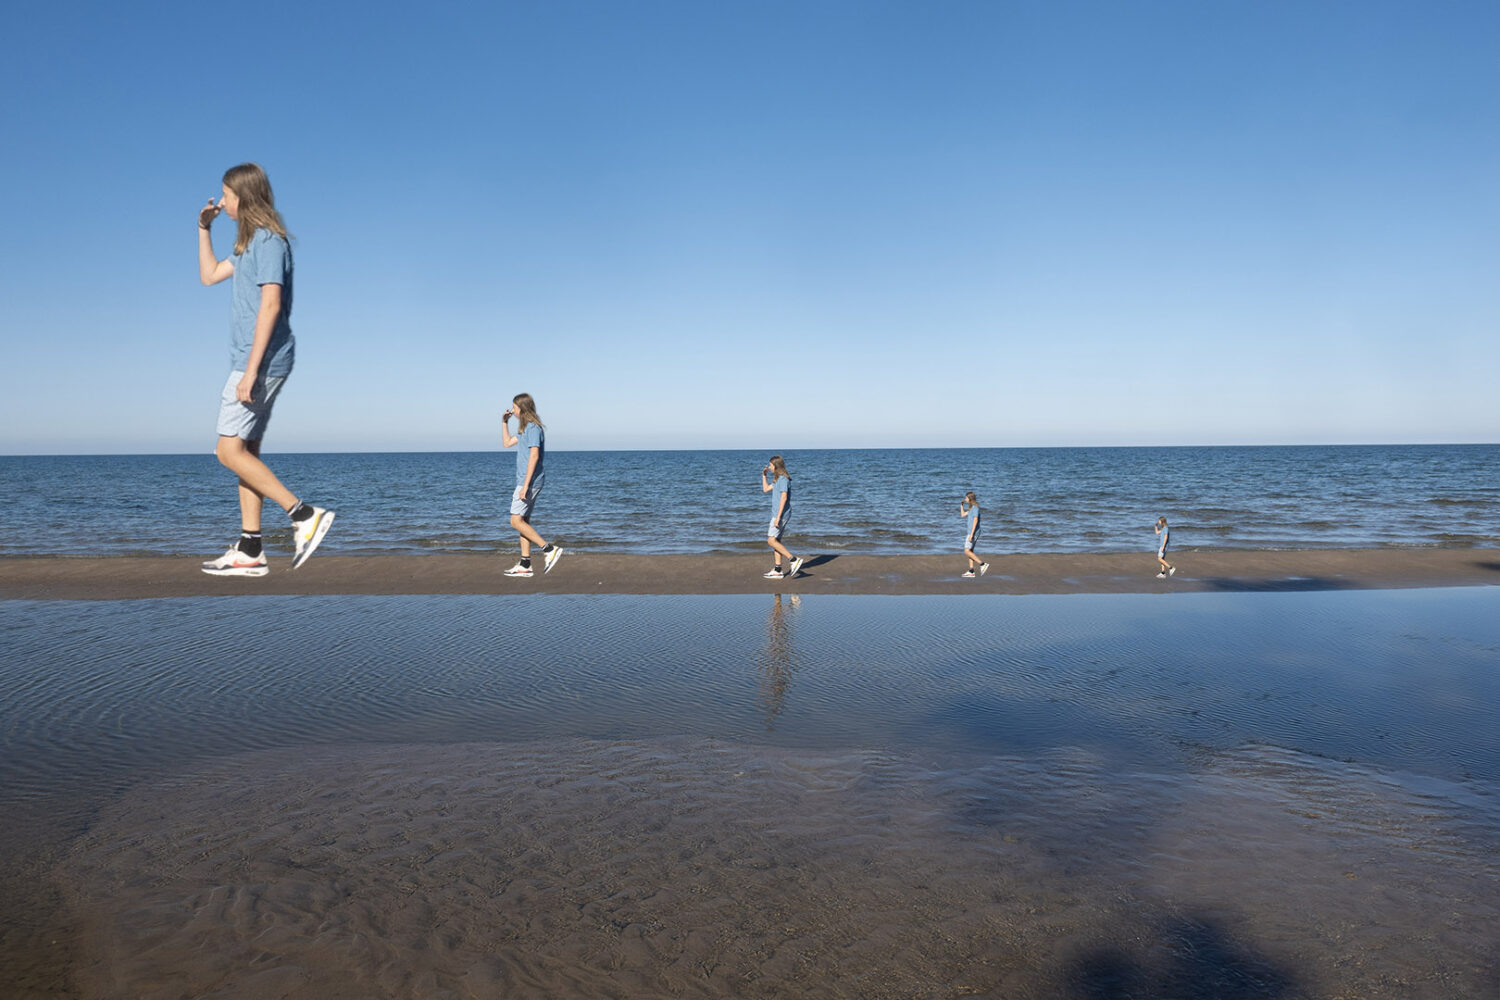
[23,740,1500,999]
[3,547,1499,599]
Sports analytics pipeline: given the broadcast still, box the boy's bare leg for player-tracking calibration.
[234,439,270,531]
[511,514,547,558]
[768,537,793,567]
[217,436,298,522]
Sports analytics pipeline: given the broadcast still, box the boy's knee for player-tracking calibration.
[509,514,526,530]
[215,436,244,466]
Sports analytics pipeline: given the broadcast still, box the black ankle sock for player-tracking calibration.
[542,544,555,553]
[289,502,313,522]
[520,557,532,568]
[237,532,263,558]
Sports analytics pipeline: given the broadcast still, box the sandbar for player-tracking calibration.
[2,548,1497,600]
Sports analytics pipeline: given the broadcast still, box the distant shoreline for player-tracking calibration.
[3,548,1498,600]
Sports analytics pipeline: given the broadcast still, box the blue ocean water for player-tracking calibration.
[1,444,1497,557]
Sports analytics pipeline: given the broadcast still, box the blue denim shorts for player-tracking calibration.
[216,370,286,440]
[510,483,542,519]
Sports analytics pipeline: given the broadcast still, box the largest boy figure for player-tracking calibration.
[198,163,333,576]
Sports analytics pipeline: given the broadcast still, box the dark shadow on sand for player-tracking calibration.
[778,554,838,582]
[1472,561,1500,575]
[1198,576,1355,593]
[1067,915,1296,999]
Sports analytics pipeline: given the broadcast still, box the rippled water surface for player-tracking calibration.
[3,590,1498,998]
[3,589,1499,802]
[3,443,1498,556]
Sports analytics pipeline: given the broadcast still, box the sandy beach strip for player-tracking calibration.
[2,548,1498,600]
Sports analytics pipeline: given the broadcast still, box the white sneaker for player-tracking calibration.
[763,568,786,579]
[961,570,976,578]
[291,506,335,569]
[1156,572,1167,579]
[1168,566,1176,576]
[788,556,805,578]
[544,546,564,573]
[979,562,989,576]
[504,562,534,577]
[201,547,268,577]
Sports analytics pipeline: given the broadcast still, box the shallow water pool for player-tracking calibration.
[2,589,1498,998]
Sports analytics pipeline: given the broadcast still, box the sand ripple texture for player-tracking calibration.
[52,739,1500,1000]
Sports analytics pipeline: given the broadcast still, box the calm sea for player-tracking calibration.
[1,444,1496,557]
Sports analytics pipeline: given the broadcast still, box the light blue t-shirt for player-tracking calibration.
[967,504,981,538]
[770,475,790,521]
[515,421,546,489]
[230,228,295,378]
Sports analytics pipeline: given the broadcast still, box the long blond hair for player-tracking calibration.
[223,163,289,254]
[514,393,544,431]
[768,455,789,479]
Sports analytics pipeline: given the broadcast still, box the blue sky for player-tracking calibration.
[2,0,1496,453]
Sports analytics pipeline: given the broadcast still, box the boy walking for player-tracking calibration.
[1155,516,1176,578]
[960,492,989,578]
[197,163,334,576]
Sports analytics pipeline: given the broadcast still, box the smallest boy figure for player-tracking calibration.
[960,492,989,578]
[1154,516,1176,578]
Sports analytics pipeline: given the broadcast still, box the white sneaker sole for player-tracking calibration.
[201,564,269,577]
[291,510,336,570]
[544,548,564,574]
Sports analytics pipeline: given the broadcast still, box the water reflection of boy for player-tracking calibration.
[758,593,799,727]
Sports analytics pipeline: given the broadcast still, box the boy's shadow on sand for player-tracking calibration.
[786,554,839,578]
[1473,561,1500,575]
